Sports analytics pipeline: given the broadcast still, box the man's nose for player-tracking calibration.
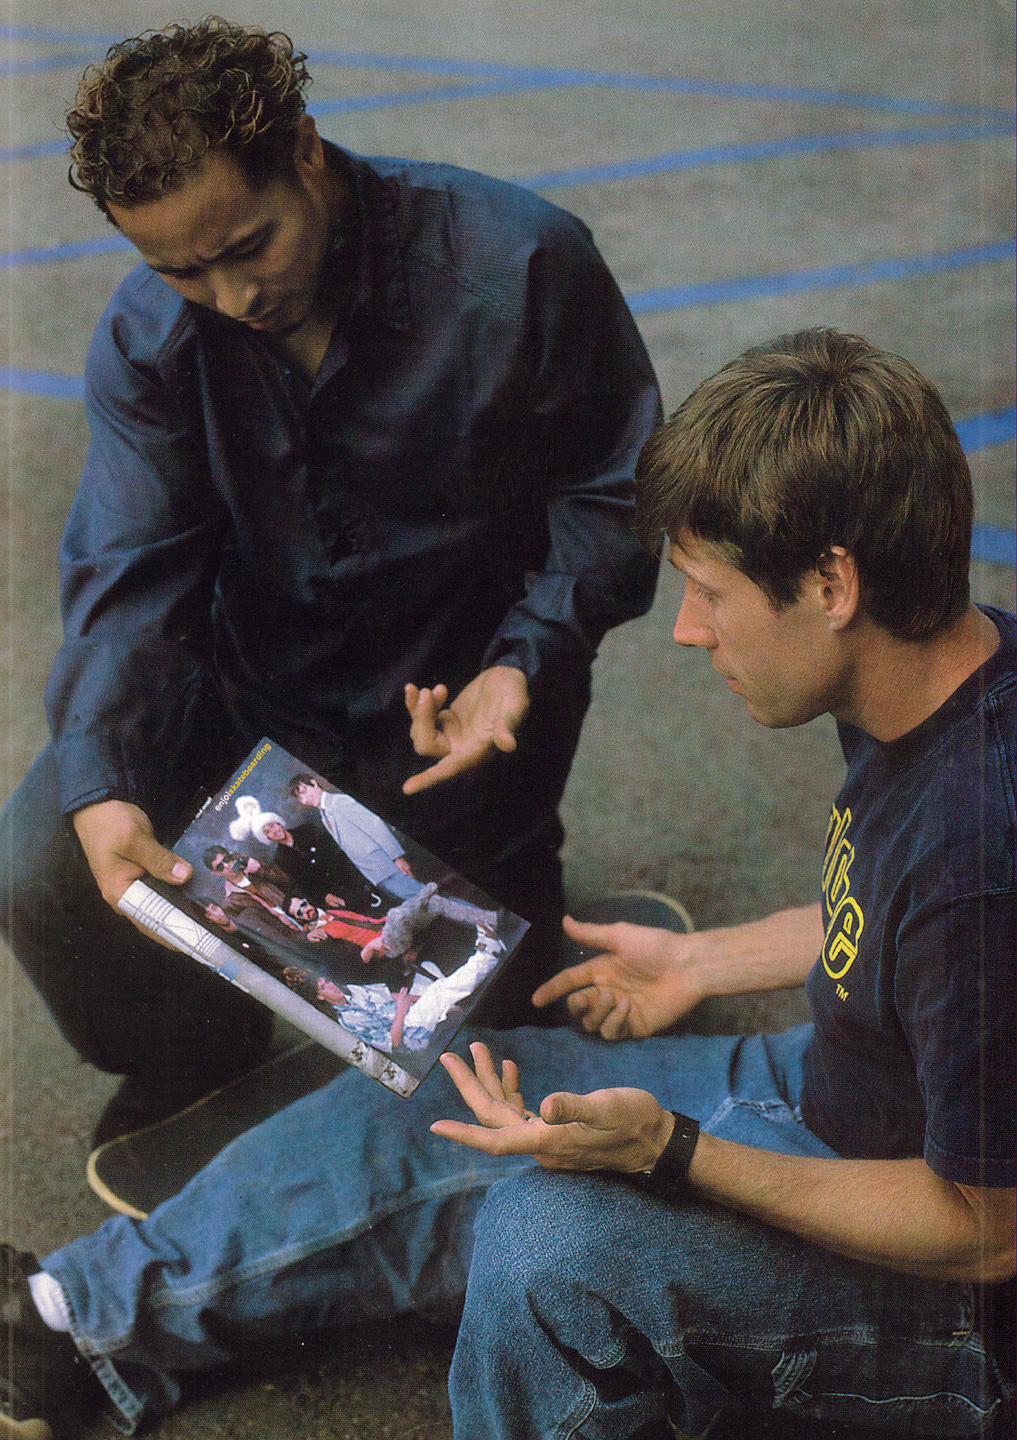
[672,593,713,649]
[213,275,261,321]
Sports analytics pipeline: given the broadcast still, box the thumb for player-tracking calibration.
[132,835,192,886]
[540,1091,590,1126]
[561,914,616,950]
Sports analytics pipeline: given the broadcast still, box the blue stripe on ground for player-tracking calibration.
[0,235,133,267]
[971,527,1015,565]
[626,242,1016,313]
[6,119,1011,172]
[0,27,1012,123]
[514,121,1015,190]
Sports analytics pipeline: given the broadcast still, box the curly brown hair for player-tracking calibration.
[66,15,312,215]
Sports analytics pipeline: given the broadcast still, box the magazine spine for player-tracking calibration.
[118,879,419,1097]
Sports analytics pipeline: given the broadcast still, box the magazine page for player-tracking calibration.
[135,738,529,1092]
[118,878,420,1097]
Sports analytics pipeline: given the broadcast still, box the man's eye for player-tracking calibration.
[232,236,267,261]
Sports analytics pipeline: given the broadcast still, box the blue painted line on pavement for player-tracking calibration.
[302,51,1015,122]
[1,27,1012,124]
[0,368,85,400]
[8,118,1011,173]
[626,241,1016,313]
[0,234,133,268]
[0,139,69,164]
[955,409,1017,453]
[2,367,1011,566]
[971,527,1015,565]
[516,121,1015,190]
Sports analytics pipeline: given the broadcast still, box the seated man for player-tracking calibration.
[0,13,661,1146]
[3,330,1012,1440]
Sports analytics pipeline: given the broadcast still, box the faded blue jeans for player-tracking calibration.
[43,1023,1010,1436]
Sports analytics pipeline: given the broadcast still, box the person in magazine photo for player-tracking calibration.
[253,814,378,914]
[153,742,528,1083]
[197,895,307,976]
[287,774,426,902]
[3,330,1011,1440]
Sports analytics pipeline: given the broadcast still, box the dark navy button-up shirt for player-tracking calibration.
[46,146,661,867]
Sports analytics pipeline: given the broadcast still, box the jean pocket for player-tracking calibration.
[772,1331,1008,1435]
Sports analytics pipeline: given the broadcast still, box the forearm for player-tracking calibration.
[687,1134,1015,1282]
[687,903,824,1001]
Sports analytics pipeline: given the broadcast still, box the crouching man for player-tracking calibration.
[3,329,1012,1439]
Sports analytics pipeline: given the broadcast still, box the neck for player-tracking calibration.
[836,603,999,741]
[277,165,351,379]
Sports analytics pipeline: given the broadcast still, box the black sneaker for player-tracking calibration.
[0,1245,101,1438]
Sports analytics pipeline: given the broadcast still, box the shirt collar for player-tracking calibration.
[322,143,412,339]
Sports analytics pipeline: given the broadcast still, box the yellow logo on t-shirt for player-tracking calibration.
[821,804,864,982]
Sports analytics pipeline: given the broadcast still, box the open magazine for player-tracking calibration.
[119,739,528,1097]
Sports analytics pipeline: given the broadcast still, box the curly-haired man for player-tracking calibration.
[0,17,662,1139]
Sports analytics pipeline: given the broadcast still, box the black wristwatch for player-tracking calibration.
[637,1111,700,1197]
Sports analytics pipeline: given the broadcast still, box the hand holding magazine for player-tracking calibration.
[119,739,528,1097]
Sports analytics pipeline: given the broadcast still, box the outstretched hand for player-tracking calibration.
[73,798,192,948]
[402,666,530,795]
[431,1041,674,1173]
[531,916,704,1040]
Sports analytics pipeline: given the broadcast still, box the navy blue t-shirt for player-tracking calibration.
[801,607,1015,1187]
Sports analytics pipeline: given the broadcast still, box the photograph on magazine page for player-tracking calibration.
[152,739,529,1083]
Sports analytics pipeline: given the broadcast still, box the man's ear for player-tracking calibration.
[815,547,860,631]
[294,113,324,172]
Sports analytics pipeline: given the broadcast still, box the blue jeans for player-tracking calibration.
[377,868,426,902]
[0,746,271,1084]
[43,1024,1009,1436]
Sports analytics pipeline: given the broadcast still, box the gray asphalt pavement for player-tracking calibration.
[1,2,1014,1435]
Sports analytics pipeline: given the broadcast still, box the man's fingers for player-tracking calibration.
[429,1117,542,1155]
[438,1051,505,1120]
[490,718,519,754]
[561,914,617,950]
[597,996,632,1042]
[539,1090,589,1126]
[468,1041,504,1093]
[531,961,597,1007]
[575,988,620,1034]
[404,684,452,757]
[402,751,471,795]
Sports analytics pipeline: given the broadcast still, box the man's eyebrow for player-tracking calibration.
[147,224,272,277]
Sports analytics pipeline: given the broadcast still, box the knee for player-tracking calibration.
[471,1168,625,1306]
[0,749,79,923]
[2,745,71,869]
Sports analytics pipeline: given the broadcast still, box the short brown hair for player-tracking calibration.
[635,328,972,642]
[66,16,311,215]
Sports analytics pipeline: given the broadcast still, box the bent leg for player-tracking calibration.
[0,746,270,1083]
[452,1166,1009,1440]
[42,1054,530,1432]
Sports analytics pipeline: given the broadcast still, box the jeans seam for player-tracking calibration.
[144,1166,528,1314]
[47,1272,143,1434]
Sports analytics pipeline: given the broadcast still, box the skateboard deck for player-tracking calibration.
[87,1042,346,1218]
[87,891,692,1219]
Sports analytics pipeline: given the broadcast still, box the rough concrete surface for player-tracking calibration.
[1,1,1014,1436]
